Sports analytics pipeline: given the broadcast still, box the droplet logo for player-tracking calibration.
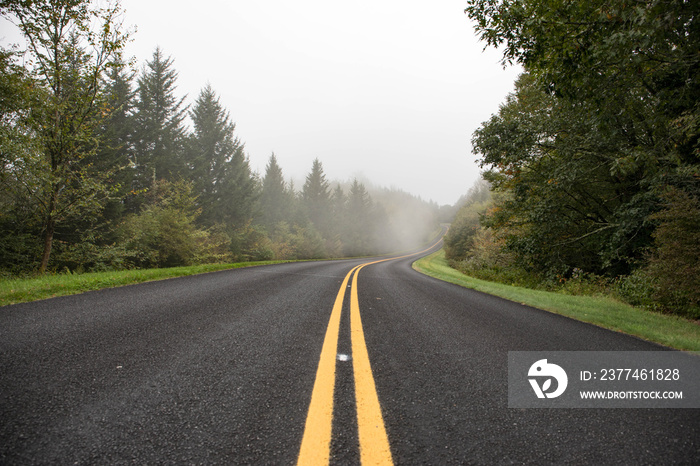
[528,359,568,399]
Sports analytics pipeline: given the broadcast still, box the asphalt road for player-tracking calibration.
[1,241,698,464]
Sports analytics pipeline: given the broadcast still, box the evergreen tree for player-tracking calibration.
[93,58,137,224]
[330,183,346,235]
[343,179,374,256]
[188,84,247,226]
[132,47,188,186]
[96,59,135,174]
[301,158,331,234]
[218,146,258,229]
[258,153,289,230]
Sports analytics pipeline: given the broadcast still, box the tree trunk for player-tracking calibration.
[38,216,54,275]
[39,186,58,275]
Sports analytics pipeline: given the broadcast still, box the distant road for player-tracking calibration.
[1,239,698,464]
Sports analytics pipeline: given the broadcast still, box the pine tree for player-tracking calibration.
[93,58,137,223]
[220,148,258,228]
[132,47,188,186]
[330,184,346,230]
[96,59,135,173]
[259,153,290,230]
[188,84,246,226]
[344,179,374,255]
[301,158,331,234]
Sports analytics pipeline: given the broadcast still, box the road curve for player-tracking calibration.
[1,241,698,464]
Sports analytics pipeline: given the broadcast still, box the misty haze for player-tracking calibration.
[1,1,698,464]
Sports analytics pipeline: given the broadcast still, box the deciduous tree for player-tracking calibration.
[1,0,130,273]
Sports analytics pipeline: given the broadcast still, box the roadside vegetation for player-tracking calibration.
[0,260,291,307]
[0,1,440,280]
[413,250,700,352]
[446,1,700,322]
[420,1,700,349]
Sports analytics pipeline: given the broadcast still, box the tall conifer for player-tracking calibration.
[259,153,289,230]
[301,158,331,234]
[132,47,188,185]
[188,84,247,226]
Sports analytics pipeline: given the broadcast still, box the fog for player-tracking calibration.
[0,0,523,271]
[116,0,521,206]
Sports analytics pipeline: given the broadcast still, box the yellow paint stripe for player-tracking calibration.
[297,234,444,465]
[350,264,393,465]
[297,264,361,466]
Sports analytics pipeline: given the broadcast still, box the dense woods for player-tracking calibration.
[7,1,696,320]
[0,1,439,277]
[446,0,699,317]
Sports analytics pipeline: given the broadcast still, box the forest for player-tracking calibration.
[446,0,699,318]
[0,1,440,277]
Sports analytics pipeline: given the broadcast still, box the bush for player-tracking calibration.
[52,240,130,273]
[644,188,700,318]
[194,224,233,264]
[118,205,201,268]
[116,180,205,268]
[616,268,658,309]
[444,201,489,261]
[230,223,274,261]
[0,229,41,275]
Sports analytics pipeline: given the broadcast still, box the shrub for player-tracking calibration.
[230,222,274,261]
[116,180,205,268]
[644,188,700,318]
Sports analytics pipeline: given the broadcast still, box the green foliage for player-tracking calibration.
[616,268,659,310]
[229,222,274,262]
[0,4,440,278]
[444,179,492,261]
[92,58,136,221]
[1,0,131,273]
[644,189,700,318]
[301,158,332,235]
[52,240,130,273]
[463,0,700,316]
[259,153,291,231]
[132,47,188,184]
[116,180,203,268]
[473,73,661,276]
[188,85,257,228]
[0,46,38,170]
[342,179,376,256]
[415,250,700,352]
[289,224,328,259]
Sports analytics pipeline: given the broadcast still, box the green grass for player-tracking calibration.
[413,249,700,352]
[0,260,290,307]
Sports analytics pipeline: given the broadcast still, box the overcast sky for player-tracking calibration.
[2,0,521,206]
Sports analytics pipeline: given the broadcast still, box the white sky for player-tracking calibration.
[2,0,521,205]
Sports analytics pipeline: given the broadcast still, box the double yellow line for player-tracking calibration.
[297,238,442,465]
[297,260,392,465]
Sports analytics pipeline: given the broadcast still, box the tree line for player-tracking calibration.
[445,0,699,317]
[0,0,438,276]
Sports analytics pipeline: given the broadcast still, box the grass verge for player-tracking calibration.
[0,261,290,307]
[413,249,700,352]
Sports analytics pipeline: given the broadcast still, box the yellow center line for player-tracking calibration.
[297,264,362,465]
[350,262,393,465]
[297,235,443,465]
